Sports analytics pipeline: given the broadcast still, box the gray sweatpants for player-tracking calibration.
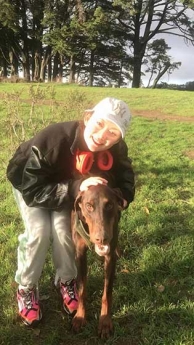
[13,188,77,289]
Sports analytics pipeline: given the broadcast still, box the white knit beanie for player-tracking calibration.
[88,97,131,138]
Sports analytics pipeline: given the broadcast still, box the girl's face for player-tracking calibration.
[84,116,122,152]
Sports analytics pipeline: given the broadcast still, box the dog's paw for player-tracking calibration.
[72,315,86,332]
[98,315,113,338]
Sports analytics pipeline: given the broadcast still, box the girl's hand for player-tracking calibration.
[80,177,108,191]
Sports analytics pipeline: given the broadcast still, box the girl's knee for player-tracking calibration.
[30,224,51,244]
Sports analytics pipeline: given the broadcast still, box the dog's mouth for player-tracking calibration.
[95,244,110,256]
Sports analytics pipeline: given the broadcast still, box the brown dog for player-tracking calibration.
[71,184,124,338]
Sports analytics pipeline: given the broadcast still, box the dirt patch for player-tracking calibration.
[132,109,194,123]
[1,93,194,123]
[184,150,194,160]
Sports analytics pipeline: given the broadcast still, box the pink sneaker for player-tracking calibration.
[17,287,42,325]
[60,279,78,315]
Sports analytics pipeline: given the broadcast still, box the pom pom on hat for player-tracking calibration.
[87,97,131,138]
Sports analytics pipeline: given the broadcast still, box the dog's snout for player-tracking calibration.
[95,233,109,245]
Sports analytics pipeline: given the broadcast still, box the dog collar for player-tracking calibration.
[75,213,93,250]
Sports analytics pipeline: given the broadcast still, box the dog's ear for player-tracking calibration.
[117,198,125,211]
[74,191,83,211]
[113,188,125,211]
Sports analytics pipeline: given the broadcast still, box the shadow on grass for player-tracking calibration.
[1,163,193,344]
[1,247,194,345]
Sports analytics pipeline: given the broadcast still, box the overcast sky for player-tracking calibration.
[141,34,194,86]
[162,35,194,84]
[141,6,194,87]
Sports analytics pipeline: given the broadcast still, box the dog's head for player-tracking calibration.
[74,184,124,255]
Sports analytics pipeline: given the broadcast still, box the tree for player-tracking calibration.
[0,0,20,78]
[0,0,45,81]
[43,1,129,86]
[42,0,77,82]
[114,0,194,87]
[0,0,193,86]
[185,80,194,90]
[144,38,181,88]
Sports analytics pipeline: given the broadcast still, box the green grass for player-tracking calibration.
[0,84,194,345]
[1,82,194,117]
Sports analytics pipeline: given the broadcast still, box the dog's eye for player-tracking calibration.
[105,202,113,211]
[86,203,94,212]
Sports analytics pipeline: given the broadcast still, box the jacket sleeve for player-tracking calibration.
[112,141,135,207]
[21,146,74,209]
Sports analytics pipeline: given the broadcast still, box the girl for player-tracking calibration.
[6,97,135,325]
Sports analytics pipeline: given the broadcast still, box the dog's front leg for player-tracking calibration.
[98,252,117,338]
[72,242,87,332]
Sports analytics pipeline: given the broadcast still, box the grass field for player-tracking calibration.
[0,83,194,345]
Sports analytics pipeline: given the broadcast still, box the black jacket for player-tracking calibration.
[6,120,135,209]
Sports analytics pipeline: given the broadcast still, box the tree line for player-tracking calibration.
[0,0,194,88]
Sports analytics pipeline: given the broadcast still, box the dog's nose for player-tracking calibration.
[95,234,109,245]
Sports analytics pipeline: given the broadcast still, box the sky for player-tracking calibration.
[162,35,194,84]
[141,34,194,87]
[141,4,194,87]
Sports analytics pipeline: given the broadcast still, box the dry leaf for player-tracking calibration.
[120,269,129,273]
[144,207,150,215]
[157,284,165,292]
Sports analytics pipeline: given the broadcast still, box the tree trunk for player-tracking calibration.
[76,0,86,23]
[118,60,123,88]
[53,52,60,81]
[34,52,41,81]
[58,65,63,82]
[31,48,35,80]
[88,50,94,86]
[48,58,52,82]
[20,0,30,81]
[147,70,154,88]
[9,50,18,77]
[39,46,51,82]
[69,55,76,83]
[152,62,171,89]
[1,58,7,77]
[132,54,142,88]
[22,52,31,81]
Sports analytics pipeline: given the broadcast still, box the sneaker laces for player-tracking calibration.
[62,280,77,300]
[21,289,36,310]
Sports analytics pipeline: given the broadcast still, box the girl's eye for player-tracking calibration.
[86,203,94,212]
[96,121,103,128]
[109,130,117,137]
